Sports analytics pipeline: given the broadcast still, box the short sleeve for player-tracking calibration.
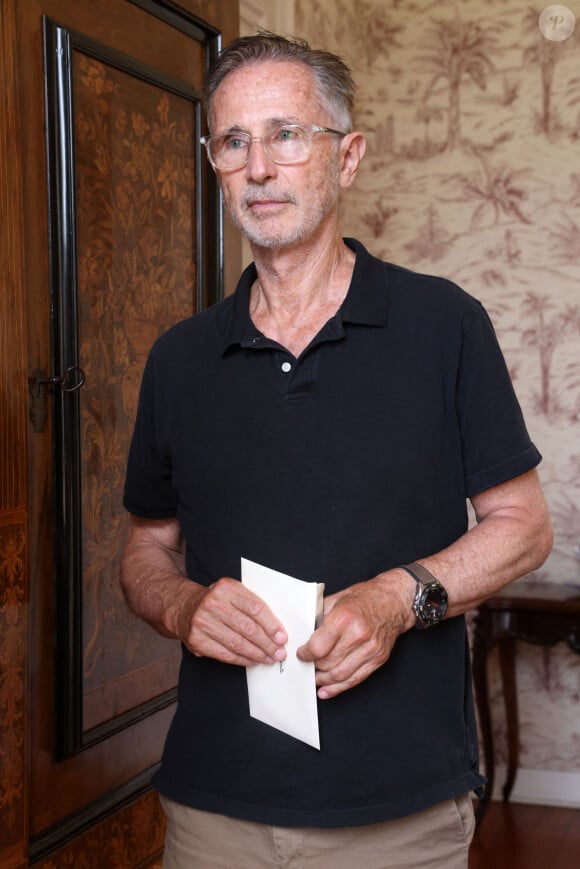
[123,346,178,518]
[457,304,541,497]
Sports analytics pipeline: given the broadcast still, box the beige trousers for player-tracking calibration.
[160,793,475,869]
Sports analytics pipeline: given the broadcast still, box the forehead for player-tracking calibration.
[210,60,323,130]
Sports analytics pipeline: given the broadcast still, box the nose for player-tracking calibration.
[244,138,277,182]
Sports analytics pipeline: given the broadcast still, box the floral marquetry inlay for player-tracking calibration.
[0,526,26,843]
[34,789,165,869]
[72,51,194,731]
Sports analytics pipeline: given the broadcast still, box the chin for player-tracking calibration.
[247,233,304,249]
[239,223,307,250]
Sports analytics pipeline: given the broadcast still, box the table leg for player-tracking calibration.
[498,636,518,802]
[471,612,494,826]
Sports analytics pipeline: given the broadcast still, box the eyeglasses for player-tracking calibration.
[200,124,346,171]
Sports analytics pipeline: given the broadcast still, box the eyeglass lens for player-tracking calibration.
[208,126,313,169]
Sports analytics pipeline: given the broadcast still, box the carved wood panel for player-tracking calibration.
[0,1,29,866]
[71,42,197,738]
[0,524,27,864]
[42,12,219,758]
[72,47,193,733]
[32,790,165,869]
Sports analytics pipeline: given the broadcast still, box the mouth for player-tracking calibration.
[245,198,288,213]
[242,189,296,215]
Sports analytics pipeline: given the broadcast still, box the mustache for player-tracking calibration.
[241,187,298,209]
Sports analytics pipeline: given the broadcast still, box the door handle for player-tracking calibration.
[28,365,86,433]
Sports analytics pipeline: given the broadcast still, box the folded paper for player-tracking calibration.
[241,557,324,749]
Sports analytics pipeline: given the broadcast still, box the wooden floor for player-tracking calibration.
[470,802,580,869]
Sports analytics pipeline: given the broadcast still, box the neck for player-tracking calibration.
[250,226,353,317]
[248,228,355,357]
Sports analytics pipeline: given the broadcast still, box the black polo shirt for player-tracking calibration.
[124,238,540,827]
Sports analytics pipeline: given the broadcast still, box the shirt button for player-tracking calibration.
[281,361,292,373]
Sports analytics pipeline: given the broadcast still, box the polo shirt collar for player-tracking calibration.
[222,237,390,353]
[341,238,390,326]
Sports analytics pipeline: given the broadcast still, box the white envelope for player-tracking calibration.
[241,557,325,749]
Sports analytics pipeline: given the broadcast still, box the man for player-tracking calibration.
[121,33,552,869]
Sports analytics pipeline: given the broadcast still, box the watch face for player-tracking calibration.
[417,581,448,626]
[424,585,448,616]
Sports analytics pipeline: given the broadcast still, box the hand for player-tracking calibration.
[296,571,415,699]
[174,577,288,667]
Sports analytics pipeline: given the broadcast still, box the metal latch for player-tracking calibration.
[28,365,86,433]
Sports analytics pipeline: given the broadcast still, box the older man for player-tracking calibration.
[121,33,552,869]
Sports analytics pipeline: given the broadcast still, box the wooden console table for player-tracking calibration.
[471,580,580,825]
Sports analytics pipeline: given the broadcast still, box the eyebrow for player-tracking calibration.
[217,117,302,136]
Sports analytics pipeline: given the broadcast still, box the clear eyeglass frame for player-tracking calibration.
[200,123,347,171]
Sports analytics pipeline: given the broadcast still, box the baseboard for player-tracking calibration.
[491,766,580,809]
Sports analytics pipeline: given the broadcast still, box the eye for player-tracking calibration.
[223,134,249,151]
[273,126,302,142]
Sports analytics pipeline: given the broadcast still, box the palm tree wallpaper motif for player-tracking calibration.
[296,0,580,792]
[414,103,445,150]
[523,6,574,136]
[456,161,533,228]
[520,292,580,419]
[419,17,499,150]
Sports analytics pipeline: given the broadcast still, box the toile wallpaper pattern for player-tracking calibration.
[294,0,580,782]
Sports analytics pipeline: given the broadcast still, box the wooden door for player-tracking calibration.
[0,1,239,865]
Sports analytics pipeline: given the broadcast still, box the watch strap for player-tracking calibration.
[400,562,448,629]
[400,561,438,587]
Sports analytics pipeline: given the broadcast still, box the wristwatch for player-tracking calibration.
[400,562,448,629]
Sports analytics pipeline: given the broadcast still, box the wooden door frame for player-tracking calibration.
[0,1,30,866]
[0,2,240,866]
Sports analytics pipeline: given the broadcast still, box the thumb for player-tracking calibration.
[322,588,346,615]
[296,639,315,662]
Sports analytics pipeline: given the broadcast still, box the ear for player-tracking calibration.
[339,131,366,189]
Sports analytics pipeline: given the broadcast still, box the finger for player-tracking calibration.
[315,629,398,698]
[320,589,346,615]
[314,638,374,682]
[316,658,380,700]
[297,601,366,664]
[192,580,287,661]
[215,579,288,645]
[191,607,286,663]
[296,622,342,662]
[189,628,286,667]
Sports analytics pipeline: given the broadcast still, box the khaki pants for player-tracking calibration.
[160,793,475,869]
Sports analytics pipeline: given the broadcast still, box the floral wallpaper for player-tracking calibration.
[293,0,580,786]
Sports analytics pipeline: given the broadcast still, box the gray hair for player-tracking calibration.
[203,32,355,133]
